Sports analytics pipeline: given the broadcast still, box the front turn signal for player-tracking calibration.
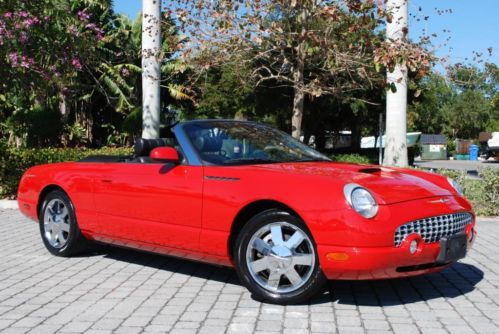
[326,252,349,261]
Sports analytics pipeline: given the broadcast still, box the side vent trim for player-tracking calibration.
[204,176,240,182]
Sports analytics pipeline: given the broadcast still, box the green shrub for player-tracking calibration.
[434,167,498,217]
[330,153,372,164]
[329,148,417,165]
[0,146,132,198]
[477,168,499,216]
[431,168,464,182]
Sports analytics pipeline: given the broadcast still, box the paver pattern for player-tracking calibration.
[1,210,498,333]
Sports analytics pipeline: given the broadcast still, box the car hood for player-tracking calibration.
[251,162,453,205]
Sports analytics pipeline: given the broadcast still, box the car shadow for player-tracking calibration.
[85,245,483,306]
[325,262,484,306]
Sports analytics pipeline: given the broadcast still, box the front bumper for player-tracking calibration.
[314,194,476,280]
[318,223,476,280]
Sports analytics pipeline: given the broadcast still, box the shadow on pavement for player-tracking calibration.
[328,262,484,306]
[85,244,483,306]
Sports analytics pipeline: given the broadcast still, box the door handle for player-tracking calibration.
[101,179,112,183]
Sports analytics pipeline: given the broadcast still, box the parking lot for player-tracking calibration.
[0,209,498,333]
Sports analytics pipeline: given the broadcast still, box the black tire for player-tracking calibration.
[234,209,326,304]
[39,189,89,257]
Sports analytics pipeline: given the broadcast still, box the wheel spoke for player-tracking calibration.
[45,220,54,231]
[266,271,281,290]
[285,268,302,286]
[250,257,271,273]
[60,222,70,232]
[292,253,313,266]
[46,229,55,243]
[253,238,271,255]
[60,206,69,219]
[270,224,284,245]
[285,230,305,249]
[57,230,67,244]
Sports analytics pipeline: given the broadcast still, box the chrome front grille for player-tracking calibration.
[394,212,472,247]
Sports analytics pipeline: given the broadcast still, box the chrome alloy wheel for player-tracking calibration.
[246,222,315,294]
[43,199,70,248]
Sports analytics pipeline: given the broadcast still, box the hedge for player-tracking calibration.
[432,167,499,217]
[0,143,132,198]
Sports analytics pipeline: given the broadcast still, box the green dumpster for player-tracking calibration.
[420,134,448,160]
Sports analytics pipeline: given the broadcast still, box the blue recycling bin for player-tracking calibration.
[469,145,479,160]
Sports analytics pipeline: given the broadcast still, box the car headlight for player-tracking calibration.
[447,177,464,197]
[343,184,378,219]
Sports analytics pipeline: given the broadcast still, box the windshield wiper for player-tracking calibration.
[223,158,279,165]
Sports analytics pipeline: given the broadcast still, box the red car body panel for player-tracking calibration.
[18,156,475,279]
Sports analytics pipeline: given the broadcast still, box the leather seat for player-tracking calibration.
[193,135,226,164]
[193,135,223,153]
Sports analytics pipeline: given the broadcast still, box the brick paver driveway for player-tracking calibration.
[1,210,498,334]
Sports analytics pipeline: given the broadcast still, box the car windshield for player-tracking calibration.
[183,121,330,165]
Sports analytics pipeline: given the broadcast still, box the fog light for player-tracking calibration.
[409,240,418,254]
[469,228,474,242]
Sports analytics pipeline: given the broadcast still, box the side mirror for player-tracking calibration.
[150,147,179,164]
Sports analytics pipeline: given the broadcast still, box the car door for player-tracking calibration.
[92,162,203,251]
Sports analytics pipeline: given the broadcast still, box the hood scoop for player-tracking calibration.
[358,167,381,174]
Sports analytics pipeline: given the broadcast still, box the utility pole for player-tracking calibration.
[141,0,161,139]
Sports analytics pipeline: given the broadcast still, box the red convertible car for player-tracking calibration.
[18,120,475,304]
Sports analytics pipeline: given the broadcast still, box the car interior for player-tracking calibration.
[189,128,262,165]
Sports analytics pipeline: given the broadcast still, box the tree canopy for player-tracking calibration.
[0,0,496,153]
[409,64,498,140]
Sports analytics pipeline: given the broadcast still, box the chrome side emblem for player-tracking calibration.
[429,198,449,204]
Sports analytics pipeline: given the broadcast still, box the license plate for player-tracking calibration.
[436,233,467,264]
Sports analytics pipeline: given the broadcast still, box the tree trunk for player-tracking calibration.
[350,121,361,153]
[59,91,68,125]
[59,91,69,146]
[314,123,326,152]
[141,0,161,139]
[292,85,304,139]
[292,39,306,139]
[383,0,409,167]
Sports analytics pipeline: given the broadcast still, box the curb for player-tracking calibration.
[0,200,18,210]
[477,217,499,223]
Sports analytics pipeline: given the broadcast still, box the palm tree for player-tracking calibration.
[141,0,161,139]
[383,0,409,167]
[92,12,192,134]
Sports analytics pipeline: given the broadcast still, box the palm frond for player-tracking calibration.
[163,84,193,101]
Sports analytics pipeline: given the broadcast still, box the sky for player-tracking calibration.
[114,0,499,67]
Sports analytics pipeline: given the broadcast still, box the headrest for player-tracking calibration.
[194,135,223,153]
[134,138,170,157]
